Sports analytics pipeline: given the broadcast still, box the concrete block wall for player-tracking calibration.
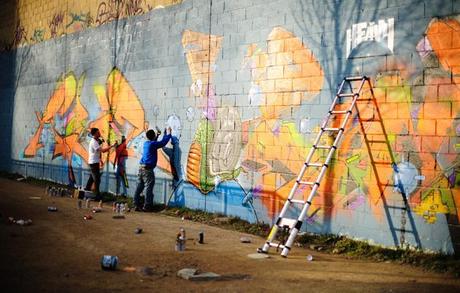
[0,0,459,254]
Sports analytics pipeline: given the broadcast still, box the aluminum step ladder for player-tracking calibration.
[258,76,368,257]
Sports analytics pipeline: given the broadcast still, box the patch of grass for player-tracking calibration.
[296,233,460,277]
[162,207,270,238]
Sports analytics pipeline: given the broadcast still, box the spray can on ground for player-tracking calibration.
[175,227,186,251]
[100,255,118,270]
[198,231,204,244]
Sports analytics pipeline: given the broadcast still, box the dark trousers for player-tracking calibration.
[85,163,101,200]
[134,167,155,208]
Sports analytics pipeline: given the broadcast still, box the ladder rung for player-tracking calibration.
[368,140,387,143]
[278,218,297,228]
[322,127,342,132]
[315,145,333,150]
[298,181,316,186]
[338,93,355,98]
[330,110,351,114]
[268,242,285,249]
[306,163,323,167]
[288,199,305,204]
[345,76,366,81]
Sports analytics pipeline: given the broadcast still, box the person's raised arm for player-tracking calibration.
[101,142,116,153]
[153,127,172,148]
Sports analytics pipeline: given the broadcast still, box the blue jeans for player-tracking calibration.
[115,165,128,196]
[134,167,155,208]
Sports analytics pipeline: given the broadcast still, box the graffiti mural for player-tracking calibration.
[49,11,65,38]
[67,12,93,32]
[95,0,145,25]
[6,0,460,254]
[23,67,151,186]
[0,0,183,52]
[182,30,242,193]
[24,72,89,185]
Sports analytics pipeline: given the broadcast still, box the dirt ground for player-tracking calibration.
[0,178,459,292]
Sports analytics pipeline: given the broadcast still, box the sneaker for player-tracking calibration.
[134,206,142,212]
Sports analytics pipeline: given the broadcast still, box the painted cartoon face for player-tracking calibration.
[167,114,182,137]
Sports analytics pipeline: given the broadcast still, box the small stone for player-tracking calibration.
[177,268,221,281]
[240,237,251,243]
[177,268,198,280]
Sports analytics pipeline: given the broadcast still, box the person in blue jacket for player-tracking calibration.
[134,127,171,212]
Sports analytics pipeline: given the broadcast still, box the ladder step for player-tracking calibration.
[368,140,387,143]
[330,110,351,114]
[338,93,355,98]
[288,199,305,204]
[298,181,317,186]
[306,163,323,167]
[267,242,285,249]
[298,181,314,185]
[345,76,366,81]
[315,145,333,150]
[278,218,297,228]
[323,127,342,132]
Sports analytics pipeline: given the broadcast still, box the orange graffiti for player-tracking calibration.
[186,141,201,188]
[182,30,223,97]
[426,19,460,84]
[24,112,45,157]
[24,72,89,161]
[90,67,148,165]
[243,27,325,215]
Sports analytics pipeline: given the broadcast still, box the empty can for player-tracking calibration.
[101,255,118,270]
[47,206,58,212]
